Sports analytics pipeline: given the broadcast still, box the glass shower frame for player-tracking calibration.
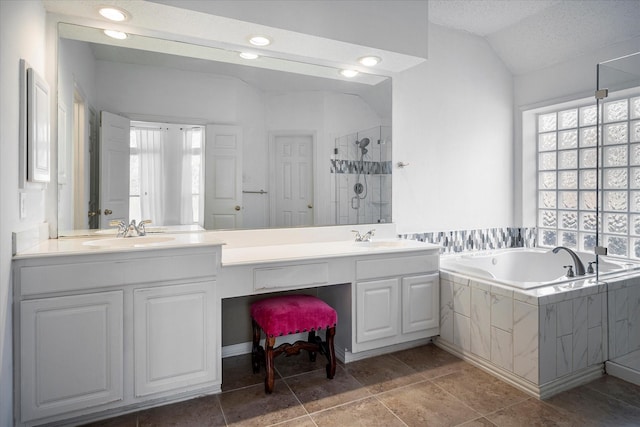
[597,52,640,386]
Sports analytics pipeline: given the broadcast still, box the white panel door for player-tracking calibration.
[401,273,440,334]
[134,282,217,397]
[356,278,399,343]
[270,134,314,227]
[20,291,123,422]
[100,111,130,228]
[204,125,242,229]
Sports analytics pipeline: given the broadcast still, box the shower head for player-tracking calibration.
[356,138,370,149]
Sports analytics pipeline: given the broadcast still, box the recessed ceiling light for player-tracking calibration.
[98,6,129,22]
[249,35,271,46]
[340,69,359,78]
[103,29,128,40]
[239,52,259,60]
[358,56,381,67]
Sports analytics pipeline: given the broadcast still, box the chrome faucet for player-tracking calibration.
[109,219,151,237]
[127,219,152,237]
[552,246,586,276]
[352,229,375,242]
[109,220,128,237]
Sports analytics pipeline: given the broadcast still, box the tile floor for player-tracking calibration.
[85,343,640,426]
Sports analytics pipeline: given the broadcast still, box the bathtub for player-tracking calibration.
[440,247,640,290]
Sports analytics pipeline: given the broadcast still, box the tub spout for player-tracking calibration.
[552,246,586,276]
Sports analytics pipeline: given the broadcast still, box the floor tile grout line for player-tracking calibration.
[280,374,319,426]
[370,393,410,427]
[426,376,487,420]
[215,393,230,427]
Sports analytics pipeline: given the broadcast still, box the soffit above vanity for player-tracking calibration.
[43,0,426,76]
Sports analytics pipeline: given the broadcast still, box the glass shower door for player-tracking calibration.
[598,52,640,385]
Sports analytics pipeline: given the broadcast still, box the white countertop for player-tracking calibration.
[221,239,440,266]
[13,232,224,259]
[13,232,439,264]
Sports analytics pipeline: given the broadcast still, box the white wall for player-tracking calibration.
[393,24,515,234]
[0,1,49,424]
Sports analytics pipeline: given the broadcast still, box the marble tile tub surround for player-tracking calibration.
[439,269,610,398]
[400,226,536,254]
[608,274,640,361]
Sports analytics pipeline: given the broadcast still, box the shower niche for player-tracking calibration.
[332,126,392,225]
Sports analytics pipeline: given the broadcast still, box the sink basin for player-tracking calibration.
[83,236,176,248]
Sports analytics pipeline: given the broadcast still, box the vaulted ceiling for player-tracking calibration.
[428,0,640,75]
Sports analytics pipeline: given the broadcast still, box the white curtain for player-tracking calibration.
[134,127,166,225]
[180,128,195,224]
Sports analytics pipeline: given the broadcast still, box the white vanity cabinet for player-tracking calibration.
[19,291,124,423]
[13,245,221,427]
[352,253,440,353]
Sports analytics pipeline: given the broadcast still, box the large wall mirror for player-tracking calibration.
[57,23,392,235]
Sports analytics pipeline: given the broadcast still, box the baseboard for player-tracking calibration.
[341,339,432,363]
[223,337,432,364]
[434,338,604,399]
[606,361,640,387]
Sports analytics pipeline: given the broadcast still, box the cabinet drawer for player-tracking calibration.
[254,262,328,290]
[356,254,438,280]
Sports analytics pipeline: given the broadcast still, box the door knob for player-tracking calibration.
[104,209,113,215]
[234,205,241,211]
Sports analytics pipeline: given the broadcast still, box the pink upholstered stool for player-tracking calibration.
[250,294,337,393]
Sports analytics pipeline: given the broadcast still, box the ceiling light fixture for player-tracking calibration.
[239,52,259,60]
[98,6,129,22]
[249,35,271,46]
[340,69,359,78]
[358,56,381,67]
[103,29,128,40]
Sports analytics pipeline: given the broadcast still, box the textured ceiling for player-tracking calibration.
[429,0,640,75]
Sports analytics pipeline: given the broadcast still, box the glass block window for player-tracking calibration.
[537,94,640,258]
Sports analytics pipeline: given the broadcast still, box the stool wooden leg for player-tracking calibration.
[307,330,317,362]
[265,336,276,393]
[325,326,336,379]
[251,319,261,374]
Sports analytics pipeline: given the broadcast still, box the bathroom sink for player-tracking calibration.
[83,236,176,248]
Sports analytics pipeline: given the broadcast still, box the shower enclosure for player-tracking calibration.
[597,52,640,386]
[332,126,392,225]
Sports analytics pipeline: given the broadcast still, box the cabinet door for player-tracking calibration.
[20,291,123,422]
[401,273,439,334]
[356,278,399,343]
[134,281,216,397]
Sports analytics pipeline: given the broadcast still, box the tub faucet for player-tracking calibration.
[552,246,586,276]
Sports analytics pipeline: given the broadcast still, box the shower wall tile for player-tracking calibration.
[629,284,640,352]
[587,293,602,329]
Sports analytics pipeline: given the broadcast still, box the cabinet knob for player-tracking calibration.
[234,205,241,211]
[308,204,313,209]
[104,209,113,215]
